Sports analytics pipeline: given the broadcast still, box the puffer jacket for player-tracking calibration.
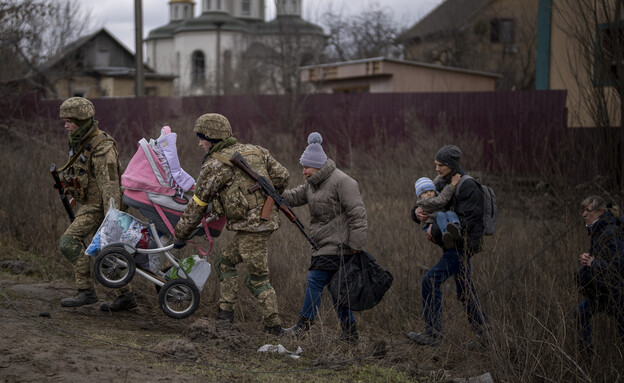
[282,159,367,256]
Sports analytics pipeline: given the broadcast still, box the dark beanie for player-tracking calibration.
[435,145,462,169]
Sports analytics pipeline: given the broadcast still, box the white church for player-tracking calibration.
[145,0,326,96]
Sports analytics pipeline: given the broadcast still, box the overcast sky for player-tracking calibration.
[87,0,444,53]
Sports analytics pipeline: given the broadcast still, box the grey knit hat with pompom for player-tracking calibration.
[300,132,328,168]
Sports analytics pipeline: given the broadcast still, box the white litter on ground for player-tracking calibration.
[257,344,303,359]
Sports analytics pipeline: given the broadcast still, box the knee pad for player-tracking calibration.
[60,234,82,263]
[214,254,237,282]
[245,272,271,297]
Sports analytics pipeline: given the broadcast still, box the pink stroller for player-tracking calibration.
[91,127,225,319]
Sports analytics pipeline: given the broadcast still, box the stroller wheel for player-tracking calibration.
[158,278,200,319]
[93,246,136,288]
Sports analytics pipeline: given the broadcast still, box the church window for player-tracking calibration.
[242,0,250,15]
[192,51,206,86]
[217,0,222,10]
[174,5,179,19]
[205,0,211,10]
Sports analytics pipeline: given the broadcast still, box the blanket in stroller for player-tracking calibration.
[121,126,225,250]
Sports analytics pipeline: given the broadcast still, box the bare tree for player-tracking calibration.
[554,0,624,189]
[556,0,624,128]
[322,4,405,62]
[399,2,538,90]
[0,0,90,96]
[234,9,326,95]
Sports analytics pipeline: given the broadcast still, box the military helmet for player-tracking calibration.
[59,97,95,120]
[194,113,232,140]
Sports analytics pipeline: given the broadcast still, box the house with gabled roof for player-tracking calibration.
[397,0,539,91]
[33,28,175,99]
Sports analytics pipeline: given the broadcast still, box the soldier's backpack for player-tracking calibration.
[456,175,497,236]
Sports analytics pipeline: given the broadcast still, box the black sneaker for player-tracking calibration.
[406,331,442,346]
[442,231,454,249]
[61,288,98,307]
[283,316,312,337]
[447,222,462,240]
[100,293,137,312]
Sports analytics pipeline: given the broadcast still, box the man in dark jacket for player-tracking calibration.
[574,195,624,356]
[407,145,489,346]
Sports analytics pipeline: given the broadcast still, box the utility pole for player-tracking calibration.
[135,0,145,97]
[215,22,224,96]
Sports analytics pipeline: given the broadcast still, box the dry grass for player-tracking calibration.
[1,110,623,382]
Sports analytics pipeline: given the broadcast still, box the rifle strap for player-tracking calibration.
[210,152,232,165]
[211,148,263,167]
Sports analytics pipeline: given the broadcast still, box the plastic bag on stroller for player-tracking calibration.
[86,199,148,256]
[165,254,211,291]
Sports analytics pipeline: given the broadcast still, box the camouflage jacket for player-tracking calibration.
[61,122,123,216]
[175,143,289,239]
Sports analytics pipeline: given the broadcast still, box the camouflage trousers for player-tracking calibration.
[60,205,131,295]
[216,230,280,327]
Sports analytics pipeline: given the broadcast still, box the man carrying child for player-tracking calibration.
[408,145,489,347]
[414,174,462,249]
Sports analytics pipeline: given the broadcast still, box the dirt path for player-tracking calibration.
[0,277,466,383]
[0,279,253,382]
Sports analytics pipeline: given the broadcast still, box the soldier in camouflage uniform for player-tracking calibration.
[174,113,289,336]
[57,97,137,311]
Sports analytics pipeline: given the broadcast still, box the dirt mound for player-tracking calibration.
[186,318,253,351]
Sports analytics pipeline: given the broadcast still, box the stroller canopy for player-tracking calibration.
[122,126,194,196]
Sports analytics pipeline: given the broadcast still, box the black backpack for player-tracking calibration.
[456,175,498,236]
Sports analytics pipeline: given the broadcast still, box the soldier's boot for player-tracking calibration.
[216,309,234,323]
[339,321,359,344]
[100,293,137,312]
[264,324,286,337]
[61,288,98,307]
[284,316,312,337]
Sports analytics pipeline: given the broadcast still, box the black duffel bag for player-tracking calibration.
[328,251,394,311]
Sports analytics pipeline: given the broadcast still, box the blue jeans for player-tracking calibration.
[435,211,459,233]
[300,269,355,325]
[574,298,624,348]
[421,248,488,334]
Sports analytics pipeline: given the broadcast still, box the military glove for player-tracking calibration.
[173,238,187,249]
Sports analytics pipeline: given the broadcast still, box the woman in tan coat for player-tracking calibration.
[282,132,367,343]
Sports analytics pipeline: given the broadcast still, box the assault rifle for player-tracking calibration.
[50,163,76,222]
[229,152,319,250]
